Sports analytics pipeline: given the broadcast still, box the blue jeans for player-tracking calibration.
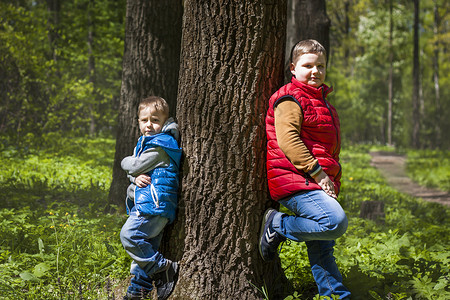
[120,207,169,295]
[273,190,351,299]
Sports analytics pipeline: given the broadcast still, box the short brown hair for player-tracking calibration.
[290,39,327,65]
[138,96,169,117]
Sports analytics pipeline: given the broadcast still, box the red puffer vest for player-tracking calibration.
[266,77,341,201]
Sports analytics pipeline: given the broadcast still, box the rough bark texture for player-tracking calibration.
[285,0,330,82]
[162,1,289,299]
[108,0,182,209]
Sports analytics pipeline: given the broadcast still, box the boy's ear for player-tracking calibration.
[290,63,296,76]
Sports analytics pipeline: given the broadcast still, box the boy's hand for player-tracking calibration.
[135,174,151,188]
[312,170,337,199]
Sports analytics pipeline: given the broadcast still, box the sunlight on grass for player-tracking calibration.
[279,146,450,299]
[0,139,449,299]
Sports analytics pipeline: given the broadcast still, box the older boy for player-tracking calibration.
[120,96,182,300]
[259,40,351,298]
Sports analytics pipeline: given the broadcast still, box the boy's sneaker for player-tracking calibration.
[259,208,286,261]
[153,260,179,300]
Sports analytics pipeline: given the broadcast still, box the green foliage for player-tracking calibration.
[405,149,450,192]
[0,133,115,210]
[282,146,450,299]
[327,0,450,149]
[0,0,125,139]
[0,136,129,299]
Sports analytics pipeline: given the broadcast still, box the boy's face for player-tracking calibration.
[138,106,167,136]
[290,52,326,88]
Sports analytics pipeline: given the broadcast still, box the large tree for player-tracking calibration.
[161,1,289,299]
[108,0,182,209]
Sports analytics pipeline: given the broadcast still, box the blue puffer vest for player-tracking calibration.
[131,133,182,223]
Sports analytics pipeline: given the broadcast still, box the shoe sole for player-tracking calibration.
[157,262,179,300]
[258,208,276,261]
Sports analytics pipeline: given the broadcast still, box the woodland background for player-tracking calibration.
[1,0,448,148]
[0,0,449,299]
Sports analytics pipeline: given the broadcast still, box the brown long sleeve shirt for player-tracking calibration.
[274,100,320,175]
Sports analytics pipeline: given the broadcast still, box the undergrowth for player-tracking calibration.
[0,135,130,299]
[280,145,449,299]
[1,137,448,299]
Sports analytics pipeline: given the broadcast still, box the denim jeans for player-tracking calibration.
[273,190,351,299]
[120,206,169,295]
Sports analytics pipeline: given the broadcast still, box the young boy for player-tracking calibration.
[120,96,182,300]
[259,40,351,299]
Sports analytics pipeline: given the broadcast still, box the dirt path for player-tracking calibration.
[370,151,450,206]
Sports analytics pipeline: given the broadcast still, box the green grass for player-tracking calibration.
[0,135,130,299]
[405,149,450,192]
[280,146,450,299]
[1,137,449,299]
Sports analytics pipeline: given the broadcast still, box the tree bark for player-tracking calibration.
[285,0,330,82]
[108,0,182,209]
[164,1,289,299]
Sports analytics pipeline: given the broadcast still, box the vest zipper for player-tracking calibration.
[322,89,340,156]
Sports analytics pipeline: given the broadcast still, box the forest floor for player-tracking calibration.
[370,151,450,206]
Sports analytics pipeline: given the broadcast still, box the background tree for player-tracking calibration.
[387,0,394,146]
[108,0,182,209]
[412,0,421,148]
[432,0,442,146]
[162,1,288,299]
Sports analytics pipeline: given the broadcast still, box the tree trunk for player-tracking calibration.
[411,0,420,148]
[387,0,393,146]
[285,0,330,82]
[433,0,441,147]
[88,0,96,136]
[360,201,385,224]
[108,0,182,209]
[164,1,289,299]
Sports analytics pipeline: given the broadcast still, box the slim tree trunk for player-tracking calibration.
[108,0,182,209]
[165,1,289,299]
[387,0,393,146]
[88,0,96,136]
[411,0,420,148]
[433,0,441,147]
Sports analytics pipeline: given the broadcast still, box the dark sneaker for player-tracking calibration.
[259,208,286,261]
[153,260,179,300]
